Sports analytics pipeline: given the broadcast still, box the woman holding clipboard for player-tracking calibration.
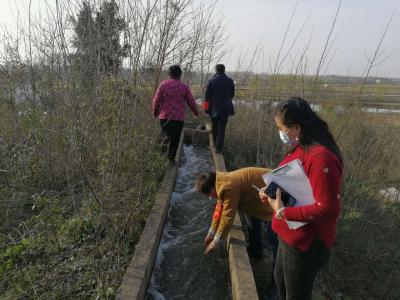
[259,97,343,300]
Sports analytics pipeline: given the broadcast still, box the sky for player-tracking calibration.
[215,0,400,78]
[0,0,399,78]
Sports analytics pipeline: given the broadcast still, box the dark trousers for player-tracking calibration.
[160,119,184,162]
[211,116,228,152]
[274,237,330,300]
[267,222,279,271]
[245,217,278,263]
[245,216,263,258]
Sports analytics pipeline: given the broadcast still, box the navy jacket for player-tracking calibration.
[205,73,235,118]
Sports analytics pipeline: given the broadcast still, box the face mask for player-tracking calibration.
[279,129,299,146]
[279,130,290,144]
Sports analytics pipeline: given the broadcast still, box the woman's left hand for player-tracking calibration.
[267,188,284,213]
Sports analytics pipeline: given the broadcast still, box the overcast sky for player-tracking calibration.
[215,0,400,78]
[0,0,399,78]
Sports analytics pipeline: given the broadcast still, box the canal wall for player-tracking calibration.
[117,126,258,299]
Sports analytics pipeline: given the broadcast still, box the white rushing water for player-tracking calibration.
[147,145,230,300]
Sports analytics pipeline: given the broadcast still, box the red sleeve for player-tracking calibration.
[213,202,224,221]
[152,84,163,117]
[209,201,223,234]
[284,153,342,222]
[215,188,239,240]
[185,86,199,116]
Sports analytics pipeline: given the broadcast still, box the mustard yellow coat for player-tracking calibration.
[210,167,274,240]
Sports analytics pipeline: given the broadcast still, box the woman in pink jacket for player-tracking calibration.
[152,65,198,165]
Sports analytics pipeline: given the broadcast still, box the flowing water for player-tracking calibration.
[147,144,230,300]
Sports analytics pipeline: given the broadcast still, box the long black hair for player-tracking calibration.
[275,97,343,164]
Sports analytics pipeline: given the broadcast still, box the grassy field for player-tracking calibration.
[1,72,399,299]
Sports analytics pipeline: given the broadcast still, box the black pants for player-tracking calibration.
[274,237,330,300]
[267,222,279,271]
[245,217,278,263]
[245,216,263,258]
[160,119,184,162]
[211,116,229,152]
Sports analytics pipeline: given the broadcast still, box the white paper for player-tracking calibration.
[262,159,314,229]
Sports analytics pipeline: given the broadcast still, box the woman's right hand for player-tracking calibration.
[259,187,269,204]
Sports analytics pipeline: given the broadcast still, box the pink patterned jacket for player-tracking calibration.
[152,79,198,120]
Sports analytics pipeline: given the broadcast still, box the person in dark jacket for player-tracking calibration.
[204,64,235,153]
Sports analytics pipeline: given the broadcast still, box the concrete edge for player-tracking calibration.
[206,122,259,300]
[116,133,184,300]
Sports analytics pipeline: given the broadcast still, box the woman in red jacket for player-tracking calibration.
[259,97,343,300]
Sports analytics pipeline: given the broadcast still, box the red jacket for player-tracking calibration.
[272,145,343,251]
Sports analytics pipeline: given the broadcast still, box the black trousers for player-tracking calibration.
[245,216,278,264]
[274,237,330,300]
[211,116,229,152]
[266,222,279,271]
[160,119,184,162]
[245,216,263,258]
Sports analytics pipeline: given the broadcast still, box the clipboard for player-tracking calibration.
[262,159,314,229]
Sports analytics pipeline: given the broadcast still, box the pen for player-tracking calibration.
[252,185,261,191]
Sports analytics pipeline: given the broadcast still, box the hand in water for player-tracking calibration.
[204,240,218,255]
[204,234,213,247]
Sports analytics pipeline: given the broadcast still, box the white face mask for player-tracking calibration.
[279,129,299,146]
[279,130,290,144]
